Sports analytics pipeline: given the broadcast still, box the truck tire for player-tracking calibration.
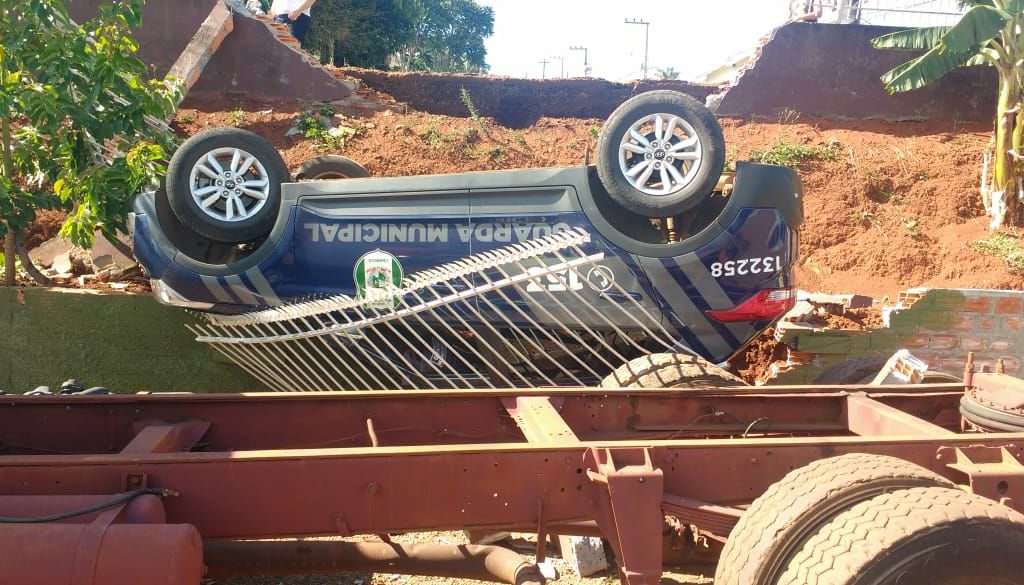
[166,128,289,244]
[715,454,955,585]
[596,91,725,218]
[599,353,745,389]
[294,155,370,180]
[775,486,1024,585]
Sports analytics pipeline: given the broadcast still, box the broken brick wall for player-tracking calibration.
[774,289,1023,384]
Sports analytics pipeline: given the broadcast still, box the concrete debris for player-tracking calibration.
[51,251,74,275]
[869,350,930,385]
[558,535,608,577]
[29,237,74,268]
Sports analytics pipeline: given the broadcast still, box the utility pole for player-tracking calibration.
[550,55,565,78]
[625,18,650,80]
[570,45,590,77]
[538,59,550,79]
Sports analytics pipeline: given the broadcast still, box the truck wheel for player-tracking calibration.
[776,486,1024,585]
[596,91,725,218]
[715,454,955,585]
[599,353,745,389]
[166,128,289,244]
[812,356,887,385]
[294,155,370,180]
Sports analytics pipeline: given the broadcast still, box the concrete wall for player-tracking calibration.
[339,70,718,128]
[716,22,997,122]
[773,289,1023,384]
[68,0,220,78]
[0,288,265,394]
[67,0,353,101]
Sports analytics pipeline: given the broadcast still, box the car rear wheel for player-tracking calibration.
[166,128,289,244]
[596,91,725,218]
[294,155,370,180]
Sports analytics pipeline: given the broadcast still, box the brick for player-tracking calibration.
[901,333,930,348]
[917,311,956,331]
[990,340,1014,353]
[937,357,967,374]
[795,333,852,354]
[994,296,1024,314]
[869,331,900,351]
[1004,317,1023,333]
[917,290,966,311]
[928,334,959,350]
[952,315,975,331]
[964,296,993,313]
[978,317,995,331]
[960,336,987,352]
[888,312,920,334]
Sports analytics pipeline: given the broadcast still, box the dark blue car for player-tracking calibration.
[132,91,802,370]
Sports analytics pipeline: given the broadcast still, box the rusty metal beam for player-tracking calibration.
[3,435,1024,539]
[501,397,578,443]
[845,394,954,436]
[121,421,211,454]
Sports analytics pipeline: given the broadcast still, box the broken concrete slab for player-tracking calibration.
[90,233,137,271]
[29,237,74,268]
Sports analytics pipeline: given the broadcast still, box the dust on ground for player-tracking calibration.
[215,531,715,585]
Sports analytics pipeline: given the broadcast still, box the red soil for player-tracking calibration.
[174,95,1022,299]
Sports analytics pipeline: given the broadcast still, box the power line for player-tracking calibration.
[538,58,550,79]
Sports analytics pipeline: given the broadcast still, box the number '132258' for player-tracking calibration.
[710,256,783,278]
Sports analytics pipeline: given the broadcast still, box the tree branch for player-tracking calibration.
[15,234,53,287]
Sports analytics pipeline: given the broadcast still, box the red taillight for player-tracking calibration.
[705,288,796,323]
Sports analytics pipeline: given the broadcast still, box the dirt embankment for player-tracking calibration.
[174,96,1022,299]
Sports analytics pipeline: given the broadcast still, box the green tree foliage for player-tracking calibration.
[403,0,495,73]
[873,0,1024,228]
[656,66,680,80]
[307,0,494,72]
[307,0,421,68]
[0,0,178,285]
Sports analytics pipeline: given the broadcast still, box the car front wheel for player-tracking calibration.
[165,128,289,244]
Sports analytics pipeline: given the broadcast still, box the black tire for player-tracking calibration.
[596,91,725,218]
[294,155,370,180]
[813,356,887,385]
[166,128,289,244]
[715,454,955,585]
[599,353,745,389]
[776,486,1024,585]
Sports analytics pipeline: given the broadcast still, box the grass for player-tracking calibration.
[749,140,840,169]
[418,125,445,148]
[228,108,246,127]
[975,232,1024,273]
[459,87,481,124]
[297,106,355,151]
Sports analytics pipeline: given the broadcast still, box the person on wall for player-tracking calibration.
[271,0,316,47]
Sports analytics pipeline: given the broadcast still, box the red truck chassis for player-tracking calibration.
[1,370,1023,584]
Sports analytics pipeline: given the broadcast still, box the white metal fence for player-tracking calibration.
[790,0,966,27]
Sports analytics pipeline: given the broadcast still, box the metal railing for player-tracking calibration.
[790,0,965,27]
[192,229,690,391]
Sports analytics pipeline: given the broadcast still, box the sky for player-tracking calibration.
[475,0,794,82]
